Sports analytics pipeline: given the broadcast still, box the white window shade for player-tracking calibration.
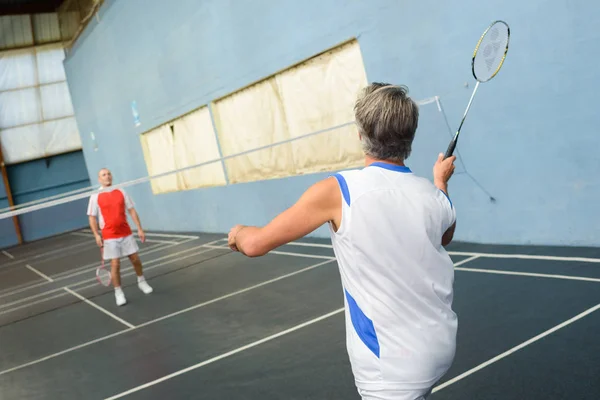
[212,76,295,184]
[36,44,66,84]
[0,117,81,164]
[171,107,227,189]
[140,124,179,194]
[0,43,80,165]
[0,87,41,129]
[0,48,36,91]
[212,40,367,183]
[40,82,74,120]
[275,41,366,174]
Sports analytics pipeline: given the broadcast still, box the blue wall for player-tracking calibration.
[0,151,91,247]
[64,0,600,246]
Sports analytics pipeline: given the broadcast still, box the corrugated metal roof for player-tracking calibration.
[32,13,60,43]
[0,15,34,50]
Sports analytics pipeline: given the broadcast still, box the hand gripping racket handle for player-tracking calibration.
[444,136,458,159]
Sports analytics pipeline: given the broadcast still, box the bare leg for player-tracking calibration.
[129,252,153,294]
[128,252,143,276]
[111,259,121,287]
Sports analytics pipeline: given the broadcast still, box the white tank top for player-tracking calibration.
[329,162,457,391]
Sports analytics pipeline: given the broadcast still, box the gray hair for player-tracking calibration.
[354,82,419,162]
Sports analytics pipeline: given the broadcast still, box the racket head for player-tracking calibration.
[472,20,510,82]
[95,248,111,287]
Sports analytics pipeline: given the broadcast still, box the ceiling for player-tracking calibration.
[0,0,65,15]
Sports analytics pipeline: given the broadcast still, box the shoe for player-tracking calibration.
[138,280,153,294]
[115,289,127,306]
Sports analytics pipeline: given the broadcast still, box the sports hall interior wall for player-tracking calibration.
[63,0,600,247]
[0,151,91,248]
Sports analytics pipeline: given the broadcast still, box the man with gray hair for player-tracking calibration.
[228,82,457,399]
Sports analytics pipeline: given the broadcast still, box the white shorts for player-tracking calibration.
[103,234,139,260]
[357,387,432,400]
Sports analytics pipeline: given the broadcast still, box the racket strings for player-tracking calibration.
[473,22,509,81]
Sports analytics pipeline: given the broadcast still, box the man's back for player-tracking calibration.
[329,162,457,391]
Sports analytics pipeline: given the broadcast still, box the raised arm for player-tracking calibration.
[433,153,457,247]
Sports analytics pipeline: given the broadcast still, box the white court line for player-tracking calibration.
[0,257,336,376]
[80,229,199,240]
[70,232,178,245]
[0,239,95,268]
[202,244,335,260]
[432,302,600,393]
[448,251,600,264]
[0,237,197,299]
[453,255,480,267]
[285,240,600,264]
[104,307,346,399]
[2,250,14,259]
[455,266,600,283]
[25,264,54,282]
[0,243,226,314]
[63,288,135,329]
[135,259,335,328]
[0,243,166,300]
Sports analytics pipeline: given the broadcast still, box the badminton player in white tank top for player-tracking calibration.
[228,83,458,400]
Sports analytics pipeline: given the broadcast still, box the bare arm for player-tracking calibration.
[442,222,456,246]
[433,153,456,247]
[128,208,146,243]
[230,177,342,257]
[88,216,103,247]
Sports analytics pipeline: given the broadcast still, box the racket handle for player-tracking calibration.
[444,138,457,159]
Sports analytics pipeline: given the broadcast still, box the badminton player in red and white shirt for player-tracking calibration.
[87,168,153,306]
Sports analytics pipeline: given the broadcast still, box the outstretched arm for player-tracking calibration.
[229,177,342,257]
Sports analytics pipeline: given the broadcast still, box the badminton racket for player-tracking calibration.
[96,246,111,286]
[444,20,510,158]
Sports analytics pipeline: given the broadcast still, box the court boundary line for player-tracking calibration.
[25,264,54,283]
[63,288,135,329]
[0,239,98,270]
[282,240,600,263]
[0,257,339,377]
[104,307,346,399]
[204,245,600,283]
[2,250,14,259]
[0,242,167,299]
[0,237,198,299]
[455,266,600,283]
[0,243,227,315]
[432,302,600,393]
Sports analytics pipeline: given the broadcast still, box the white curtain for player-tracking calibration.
[140,124,179,194]
[212,40,367,184]
[171,106,227,189]
[140,106,228,194]
[0,44,80,164]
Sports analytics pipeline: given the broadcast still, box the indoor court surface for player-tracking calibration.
[0,230,599,399]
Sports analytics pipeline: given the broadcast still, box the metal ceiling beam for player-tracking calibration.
[0,0,64,16]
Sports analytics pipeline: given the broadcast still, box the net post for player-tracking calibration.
[0,142,23,244]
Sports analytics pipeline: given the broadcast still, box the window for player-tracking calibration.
[140,106,227,194]
[140,39,368,193]
[0,13,81,165]
[213,39,367,183]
